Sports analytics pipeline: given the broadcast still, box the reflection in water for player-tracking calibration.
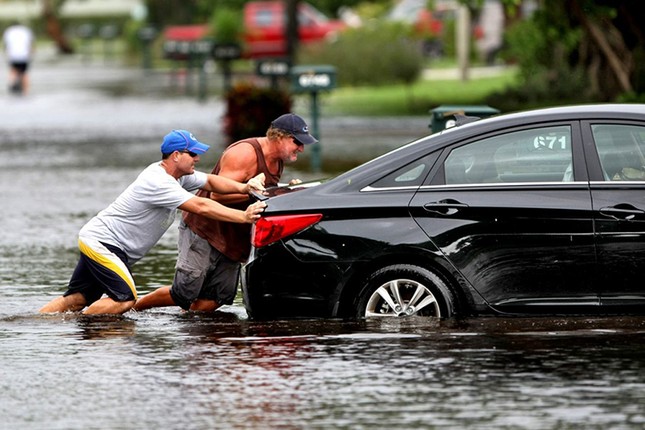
[75,314,137,340]
[3,304,645,428]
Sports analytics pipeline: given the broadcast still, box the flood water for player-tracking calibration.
[2,58,645,429]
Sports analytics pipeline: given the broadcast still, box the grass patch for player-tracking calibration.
[304,68,519,117]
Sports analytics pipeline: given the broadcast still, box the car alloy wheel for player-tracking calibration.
[366,279,440,317]
[356,264,454,318]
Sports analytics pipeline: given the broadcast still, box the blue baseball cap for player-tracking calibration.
[161,129,210,155]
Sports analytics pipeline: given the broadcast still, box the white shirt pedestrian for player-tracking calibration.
[2,22,34,94]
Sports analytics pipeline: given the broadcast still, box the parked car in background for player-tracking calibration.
[161,1,345,59]
[242,104,645,320]
[243,0,346,58]
[386,0,447,57]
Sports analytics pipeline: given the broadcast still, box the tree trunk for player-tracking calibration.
[584,19,632,93]
[43,0,74,54]
[286,0,299,65]
[570,0,632,93]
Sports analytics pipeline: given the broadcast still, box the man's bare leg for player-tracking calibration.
[20,72,28,94]
[39,292,86,313]
[190,299,221,312]
[133,286,175,311]
[83,297,135,315]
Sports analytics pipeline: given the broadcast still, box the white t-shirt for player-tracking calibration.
[80,162,207,263]
[3,24,33,62]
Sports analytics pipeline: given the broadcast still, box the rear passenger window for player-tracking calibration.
[444,126,573,185]
[593,124,645,181]
[371,152,439,189]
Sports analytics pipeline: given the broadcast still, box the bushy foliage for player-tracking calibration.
[485,64,593,112]
[502,15,583,83]
[299,22,424,87]
[489,12,594,111]
[208,6,242,43]
[223,82,292,143]
[495,0,645,106]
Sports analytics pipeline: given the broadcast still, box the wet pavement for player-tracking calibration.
[2,47,432,178]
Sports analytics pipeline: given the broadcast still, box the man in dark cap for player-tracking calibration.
[135,113,317,313]
[40,130,266,315]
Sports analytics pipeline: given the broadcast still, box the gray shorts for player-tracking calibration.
[170,221,240,310]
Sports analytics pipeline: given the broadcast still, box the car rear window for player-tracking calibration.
[370,152,439,189]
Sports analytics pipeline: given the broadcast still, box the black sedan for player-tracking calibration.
[242,104,645,319]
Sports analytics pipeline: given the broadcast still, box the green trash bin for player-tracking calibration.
[430,105,500,133]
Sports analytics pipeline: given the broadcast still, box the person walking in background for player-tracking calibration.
[40,130,266,315]
[2,21,34,95]
[134,113,317,313]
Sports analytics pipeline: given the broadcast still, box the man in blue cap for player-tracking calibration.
[40,130,266,315]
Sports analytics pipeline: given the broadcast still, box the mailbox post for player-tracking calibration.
[191,38,214,101]
[162,25,211,98]
[291,65,336,172]
[211,42,242,92]
[137,26,157,71]
[77,24,95,64]
[99,24,118,63]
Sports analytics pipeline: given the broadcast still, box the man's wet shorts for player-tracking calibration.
[65,236,137,304]
[170,221,239,310]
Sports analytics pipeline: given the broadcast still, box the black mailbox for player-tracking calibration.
[430,105,500,133]
[291,65,337,93]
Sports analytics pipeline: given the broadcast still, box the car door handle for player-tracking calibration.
[599,204,645,220]
[423,199,469,216]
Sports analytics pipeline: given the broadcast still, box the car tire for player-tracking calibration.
[355,264,455,318]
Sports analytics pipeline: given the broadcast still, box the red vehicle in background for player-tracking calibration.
[161,1,345,60]
[243,1,346,58]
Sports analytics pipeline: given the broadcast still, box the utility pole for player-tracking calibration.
[457,4,471,81]
[286,0,299,65]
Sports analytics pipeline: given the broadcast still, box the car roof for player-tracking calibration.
[269,104,645,199]
[448,103,645,131]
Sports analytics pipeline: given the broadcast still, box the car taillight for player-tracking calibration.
[252,214,323,248]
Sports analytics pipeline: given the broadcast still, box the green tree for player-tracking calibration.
[497,0,644,105]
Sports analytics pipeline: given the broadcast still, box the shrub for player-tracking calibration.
[223,82,292,143]
[490,14,594,110]
[299,22,424,87]
[208,7,242,43]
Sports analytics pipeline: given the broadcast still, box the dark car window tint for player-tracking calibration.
[593,124,645,181]
[371,152,439,188]
[444,126,573,184]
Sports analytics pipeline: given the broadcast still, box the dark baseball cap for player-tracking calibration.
[271,113,318,145]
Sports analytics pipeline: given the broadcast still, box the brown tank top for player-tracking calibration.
[183,138,283,262]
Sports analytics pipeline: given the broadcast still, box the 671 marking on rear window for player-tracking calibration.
[533,135,567,150]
